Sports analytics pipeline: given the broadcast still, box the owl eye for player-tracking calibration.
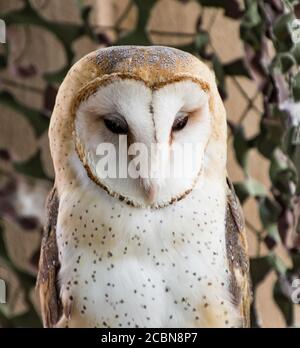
[172,113,189,132]
[104,116,128,135]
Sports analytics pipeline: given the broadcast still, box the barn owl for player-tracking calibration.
[37,46,250,328]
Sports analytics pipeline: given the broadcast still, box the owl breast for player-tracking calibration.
[56,175,241,328]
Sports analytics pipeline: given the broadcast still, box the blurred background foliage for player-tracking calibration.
[0,0,300,327]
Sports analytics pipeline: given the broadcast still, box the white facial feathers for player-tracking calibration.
[74,77,211,207]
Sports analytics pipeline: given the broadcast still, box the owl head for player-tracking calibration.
[49,46,227,208]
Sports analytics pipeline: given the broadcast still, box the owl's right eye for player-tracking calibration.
[104,116,128,135]
[172,112,189,132]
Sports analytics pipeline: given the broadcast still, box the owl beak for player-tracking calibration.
[143,180,159,204]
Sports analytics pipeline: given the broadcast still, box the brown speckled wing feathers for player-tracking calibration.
[225,178,251,327]
[37,187,62,328]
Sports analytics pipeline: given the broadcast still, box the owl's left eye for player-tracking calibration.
[104,115,128,135]
[172,113,189,132]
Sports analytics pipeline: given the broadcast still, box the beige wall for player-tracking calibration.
[0,0,299,327]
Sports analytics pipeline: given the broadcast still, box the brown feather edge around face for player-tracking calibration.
[71,73,211,209]
[225,179,252,327]
[37,187,62,327]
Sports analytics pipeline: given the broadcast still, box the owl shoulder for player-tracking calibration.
[37,187,62,328]
[225,178,252,327]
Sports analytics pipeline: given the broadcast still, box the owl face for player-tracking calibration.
[74,75,211,208]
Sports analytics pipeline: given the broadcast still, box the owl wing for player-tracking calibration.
[37,187,62,328]
[225,178,251,327]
